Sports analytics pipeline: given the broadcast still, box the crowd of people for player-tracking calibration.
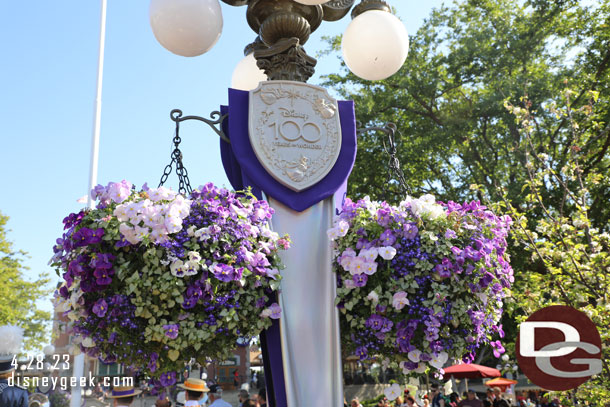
[346,384,564,407]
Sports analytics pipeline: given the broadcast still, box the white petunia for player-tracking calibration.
[414,363,427,374]
[194,227,211,240]
[363,261,378,275]
[343,279,357,289]
[336,220,350,237]
[349,257,366,275]
[392,291,409,310]
[82,337,96,348]
[119,223,141,244]
[340,256,354,271]
[327,227,340,241]
[113,205,130,222]
[185,260,200,276]
[383,383,402,401]
[170,260,186,277]
[378,246,397,260]
[358,247,379,261]
[429,352,449,370]
[408,349,422,363]
[188,251,202,262]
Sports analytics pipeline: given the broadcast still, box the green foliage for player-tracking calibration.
[492,91,610,403]
[0,212,52,350]
[324,0,610,400]
[48,391,70,407]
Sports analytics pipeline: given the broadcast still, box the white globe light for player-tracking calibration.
[342,10,409,81]
[43,344,55,356]
[150,0,223,57]
[231,53,268,91]
[293,0,329,5]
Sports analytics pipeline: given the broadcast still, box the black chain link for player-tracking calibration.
[356,121,412,200]
[158,119,192,195]
[380,123,412,197]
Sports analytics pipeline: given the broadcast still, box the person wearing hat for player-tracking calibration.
[207,384,231,407]
[0,325,29,407]
[178,378,210,407]
[238,388,250,407]
[106,385,142,407]
[458,390,482,407]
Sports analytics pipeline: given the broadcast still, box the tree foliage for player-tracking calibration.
[0,212,52,350]
[323,0,610,400]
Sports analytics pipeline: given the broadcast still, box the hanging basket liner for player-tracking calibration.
[443,363,502,379]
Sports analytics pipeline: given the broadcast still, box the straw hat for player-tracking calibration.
[106,385,142,399]
[177,378,210,393]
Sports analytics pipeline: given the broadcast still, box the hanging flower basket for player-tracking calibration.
[51,181,289,386]
[329,194,512,376]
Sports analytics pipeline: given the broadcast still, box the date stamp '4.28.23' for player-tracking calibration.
[7,354,133,391]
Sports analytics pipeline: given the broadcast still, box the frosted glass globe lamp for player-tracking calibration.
[342,2,409,81]
[293,0,329,5]
[150,0,223,57]
[231,52,268,90]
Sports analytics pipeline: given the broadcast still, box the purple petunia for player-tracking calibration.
[72,227,105,247]
[268,303,282,319]
[435,258,453,278]
[94,268,114,285]
[212,263,236,282]
[159,371,176,387]
[491,340,505,358]
[163,324,179,339]
[352,273,368,287]
[365,314,384,331]
[92,299,108,317]
[403,223,418,239]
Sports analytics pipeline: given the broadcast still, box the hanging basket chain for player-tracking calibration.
[356,121,412,199]
[158,118,193,195]
[158,108,229,195]
[380,122,412,196]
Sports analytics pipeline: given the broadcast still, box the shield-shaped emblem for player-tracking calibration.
[249,81,342,192]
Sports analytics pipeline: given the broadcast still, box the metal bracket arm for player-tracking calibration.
[170,109,230,144]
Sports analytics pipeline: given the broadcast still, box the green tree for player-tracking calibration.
[323,0,609,217]
[0,212,52,350]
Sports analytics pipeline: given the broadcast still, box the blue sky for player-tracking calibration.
[0,0,445,325]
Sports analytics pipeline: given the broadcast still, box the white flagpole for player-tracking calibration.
[72,1,107,406]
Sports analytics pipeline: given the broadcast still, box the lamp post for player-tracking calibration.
[150,0,409,84]
[148,1,409,406]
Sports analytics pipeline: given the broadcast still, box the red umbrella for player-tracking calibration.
[484,377,517,392]
[444,363,501,379]
[443,363,501,392]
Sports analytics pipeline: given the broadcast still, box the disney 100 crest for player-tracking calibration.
[249,81,342,192]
